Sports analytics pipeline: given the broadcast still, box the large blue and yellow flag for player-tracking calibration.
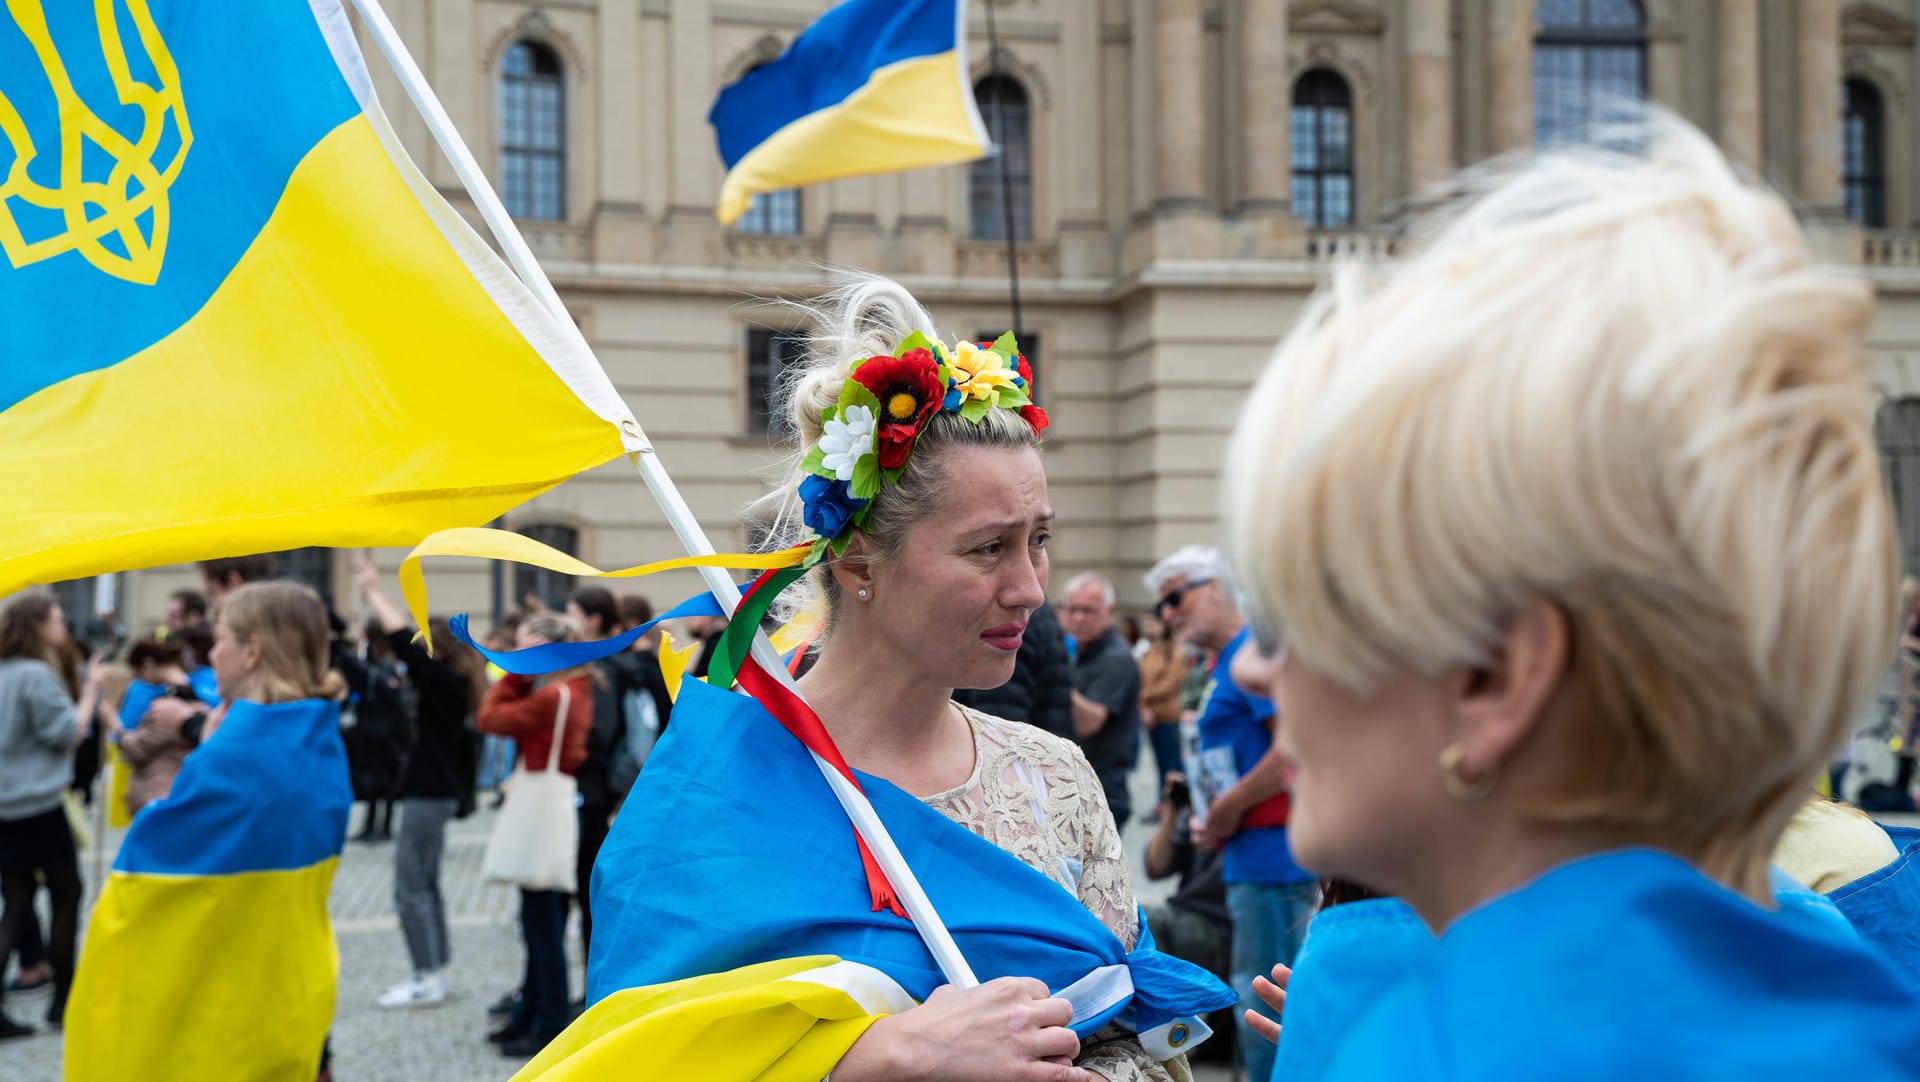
[64,696,353,1081]
[0,1,639,597]
[513,677,1234,1080]
[709,0,990,225]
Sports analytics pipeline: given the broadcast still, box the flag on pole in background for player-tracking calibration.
[0,0,642,599]
[709,0,990,225]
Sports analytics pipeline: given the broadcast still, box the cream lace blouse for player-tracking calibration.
[918,704,1194,1082]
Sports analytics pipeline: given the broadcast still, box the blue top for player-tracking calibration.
[188,667,220,705]
[1195,628,1310,885]
[117,675,222,731]
[1310,849,1920,1080]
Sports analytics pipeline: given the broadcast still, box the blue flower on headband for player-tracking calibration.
[800,474,867,540]
[942,385,963,411]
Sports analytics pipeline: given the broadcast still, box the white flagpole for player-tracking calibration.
[344,0,978,988]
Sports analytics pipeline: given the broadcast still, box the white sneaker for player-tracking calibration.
[376,974,446,1008]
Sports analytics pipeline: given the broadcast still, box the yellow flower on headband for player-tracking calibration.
[948,340,1018,403]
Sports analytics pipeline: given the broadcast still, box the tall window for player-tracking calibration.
[1291,70,1354,228]
[747,328,807,436]
[1533,0,1646,147]
[500,41,565,220]
[514,524,579,610]
[1880,400,1920,571]
[273,548,335,604]
[1845,78,1887,228]
[736,189,803,235]
[970,75,1032,242]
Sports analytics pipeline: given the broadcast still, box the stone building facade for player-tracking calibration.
[76,0,1920,632]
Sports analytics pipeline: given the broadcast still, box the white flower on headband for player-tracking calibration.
[818,404,876,481]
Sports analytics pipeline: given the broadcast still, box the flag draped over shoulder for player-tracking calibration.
[514,677,1233,1080]
[0,0,639,597]
[709,0,989,225]
[65,698,353,1082]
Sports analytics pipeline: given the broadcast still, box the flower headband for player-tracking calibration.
[797,331,1049,566]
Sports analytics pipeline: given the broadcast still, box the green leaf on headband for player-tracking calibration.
[805,536,831,568]
[830,531,853,557]
[959,397,994,423]
[849,453,882,500]
[990,331,1020,358]
[801,445,833,479]
[837,380,882,415]
[995,383,1031,409]
[895,330,932,357]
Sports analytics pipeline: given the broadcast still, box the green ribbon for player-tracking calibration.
[705,564,807,691]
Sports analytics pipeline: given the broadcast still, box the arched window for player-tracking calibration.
[515,524,579,610]
[1845,78,1887,228]
[1533,0,1646,147]
[1290,70,1354,228]
[969,75,1031,242]
[500,41,565,220]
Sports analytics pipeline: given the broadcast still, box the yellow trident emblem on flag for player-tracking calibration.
[0,0,190,286]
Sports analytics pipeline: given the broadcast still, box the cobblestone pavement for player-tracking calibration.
[9,762,1240,1082]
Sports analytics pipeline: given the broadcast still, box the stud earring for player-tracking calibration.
[857,588,870,600]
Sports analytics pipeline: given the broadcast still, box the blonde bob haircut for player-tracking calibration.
[1223,116,1899,876]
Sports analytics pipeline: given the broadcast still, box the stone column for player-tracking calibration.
[1406,0,1454,195]
[1154,0,1206,211]
[1716,0,1762,170]
[1797,0,1842,208]
[1489,0,1534,153]
[1241,0,1289,214]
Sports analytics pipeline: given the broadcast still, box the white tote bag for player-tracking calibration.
[481,684,580,892]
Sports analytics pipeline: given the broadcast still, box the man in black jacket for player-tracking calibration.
[953,601,1073,738]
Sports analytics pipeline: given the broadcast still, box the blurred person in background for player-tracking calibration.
[358,559,490,1009]
[0,596,106,1037]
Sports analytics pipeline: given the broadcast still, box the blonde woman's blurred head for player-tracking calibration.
[1224,116,1897,915]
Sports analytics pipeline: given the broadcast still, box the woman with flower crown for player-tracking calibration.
[511,278,1232,1082]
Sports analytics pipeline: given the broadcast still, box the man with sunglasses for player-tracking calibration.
[1145,545,1313,1082]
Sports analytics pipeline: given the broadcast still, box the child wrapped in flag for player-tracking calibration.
[487,278,1233,1081]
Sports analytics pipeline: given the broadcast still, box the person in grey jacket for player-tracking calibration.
[0,595,106,1038]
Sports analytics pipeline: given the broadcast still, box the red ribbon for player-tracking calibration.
[729,571,907,918]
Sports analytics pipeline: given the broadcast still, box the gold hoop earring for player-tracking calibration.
[1438,744,1497,802]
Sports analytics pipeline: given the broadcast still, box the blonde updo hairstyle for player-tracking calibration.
[1223,116,1898,885]
[752,276,1039,627]
[215,581,348,703]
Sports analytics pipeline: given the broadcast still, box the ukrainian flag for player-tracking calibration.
[515,677,1234,1080]
[709,0,989,225]
[64,696,353,1081]
[0,1,638,597]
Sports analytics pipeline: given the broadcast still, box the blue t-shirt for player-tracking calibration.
[1195,628,1311,885]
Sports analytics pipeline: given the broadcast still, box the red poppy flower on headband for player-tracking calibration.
[1013,354,1049,433]
[852,349,944,469]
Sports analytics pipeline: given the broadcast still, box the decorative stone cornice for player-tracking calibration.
[1843,2,1918,46]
